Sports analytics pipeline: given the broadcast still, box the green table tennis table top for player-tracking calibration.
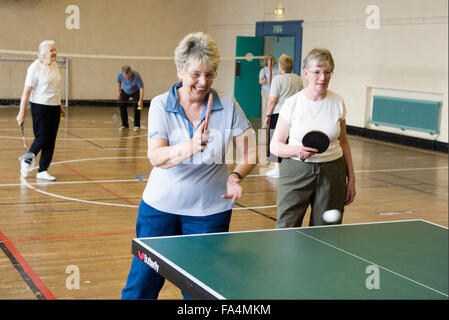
[132,220,448,299]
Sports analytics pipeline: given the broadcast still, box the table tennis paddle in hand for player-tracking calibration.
[302,130,330,154]
[202,92,213,133]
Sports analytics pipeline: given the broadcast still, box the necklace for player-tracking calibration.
[304,90,326,119]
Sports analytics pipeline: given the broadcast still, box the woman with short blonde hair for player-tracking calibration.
[122,32,256,300]
[174,31,220,74]
[278,54,293,73]
[264,54,303,178]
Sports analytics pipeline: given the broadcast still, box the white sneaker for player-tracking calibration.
[20,159,31,177]
[133,126,140,132]
[265,168,280,178]
[36,171,56,181]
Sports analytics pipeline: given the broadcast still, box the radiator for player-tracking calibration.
[371,95,441,134]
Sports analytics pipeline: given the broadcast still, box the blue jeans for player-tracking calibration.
[121,200,232,299]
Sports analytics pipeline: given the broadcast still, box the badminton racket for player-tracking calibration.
[18,125,36,168]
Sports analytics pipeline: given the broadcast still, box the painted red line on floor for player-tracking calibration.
[59,162,137,206]
[14,131,136,206]
[10,231,134,242]
[0,230,56,300]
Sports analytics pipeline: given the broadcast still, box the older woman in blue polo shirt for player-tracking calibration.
[122,32,256,299]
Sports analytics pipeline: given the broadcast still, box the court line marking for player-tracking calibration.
[368,175,446,198]
[9,231,134,243]
[354,166,448,173]
[7,156,447,210]
[52,156,148,165]
[0,229,56,299]
[0,134,147,141]
[233,205,276,210]
[295,230,448,298]
[2,164,444,185]
[9,220,446,243]
[19,177,137,208]
[249,166,448,177]
[0,179,139,187]
[137,219,448,239]
[18,157,141,207]
[16,177,275,210]
[10,156,276,210]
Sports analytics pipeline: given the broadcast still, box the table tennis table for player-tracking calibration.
[132,220,448,299]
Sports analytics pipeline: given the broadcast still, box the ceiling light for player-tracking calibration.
[274,7,284,16]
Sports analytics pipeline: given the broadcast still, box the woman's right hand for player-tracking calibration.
[17,86,33,127]
[191,126,209,153]
[16,111,25,126]
[298,146,318,161]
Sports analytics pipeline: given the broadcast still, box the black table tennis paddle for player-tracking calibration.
[302,131,330,154]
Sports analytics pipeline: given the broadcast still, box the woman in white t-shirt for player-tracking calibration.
[16,40,64,181]
[270,48,356,227]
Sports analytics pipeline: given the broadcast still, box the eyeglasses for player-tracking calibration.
[186,70,216,81]
[307,70,333,78]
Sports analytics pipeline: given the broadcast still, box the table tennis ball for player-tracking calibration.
[322,209,341,224]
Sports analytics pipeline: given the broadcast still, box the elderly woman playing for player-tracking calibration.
[16,40,64,181]
[121,32,256,299]
[270,48,356,227]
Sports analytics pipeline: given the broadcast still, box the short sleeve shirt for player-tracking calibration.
[117,71,144,95]
[259,67,279,91]
[279,90,346,163]
[25,59,61,106]
[142,82,252,216]
[269,73,303,114]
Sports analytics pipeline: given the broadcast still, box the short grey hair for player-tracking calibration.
[174,32,220,73]
[303,48,334,72]
[38,40,56,59]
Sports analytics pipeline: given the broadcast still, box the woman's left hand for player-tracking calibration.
[345,180,356,205]
[221,173,242,203]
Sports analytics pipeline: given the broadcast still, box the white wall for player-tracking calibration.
[208,0,448,143]
[1,0,447,143]
[0,0,208,100]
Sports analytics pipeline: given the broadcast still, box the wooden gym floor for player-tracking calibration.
[0,105,447,299]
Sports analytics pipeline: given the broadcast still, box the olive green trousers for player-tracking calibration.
[276,157,347,228]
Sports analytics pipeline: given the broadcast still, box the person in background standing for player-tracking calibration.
[264,54,303,178]
[117,65,144,131]
[259,55,278,129]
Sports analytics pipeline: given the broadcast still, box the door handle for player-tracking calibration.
[236,61,241,78]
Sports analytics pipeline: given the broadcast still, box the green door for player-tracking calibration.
[272,36,295,66]
[234,36,264,118]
